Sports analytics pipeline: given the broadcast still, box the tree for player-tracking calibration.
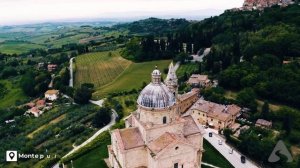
[236,88,257,112]
[261,101,270,119]
[283,114,292,135]
[92,107,111,128]
[20,71,36,97]
[73,85,92,104]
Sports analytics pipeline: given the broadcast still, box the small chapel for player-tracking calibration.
[107,63,205,168]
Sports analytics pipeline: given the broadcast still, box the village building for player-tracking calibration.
[36,99,46,108]
[177,88,199,114]
[187,74,211,88]
[47,64,58,72]
[189,100,241,130]
[45,90,59,101]
[107,65,205,168]
[27,107,43,117]
[242,0,295,11]
[255,119,272,129]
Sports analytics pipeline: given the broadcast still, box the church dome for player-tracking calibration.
[137,68,176,109]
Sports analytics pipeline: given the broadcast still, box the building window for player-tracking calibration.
[174,163,178,168]
[203,114,205,117]
[163,116,167,124]
[211,119,213,121]
[182,165,184,168]
[175,146,179,150]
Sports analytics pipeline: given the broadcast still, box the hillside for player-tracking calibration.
[113,17,190,35]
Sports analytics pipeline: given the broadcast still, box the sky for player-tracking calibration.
[0,0,244,25]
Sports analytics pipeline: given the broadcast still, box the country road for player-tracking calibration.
[69,57,75,87]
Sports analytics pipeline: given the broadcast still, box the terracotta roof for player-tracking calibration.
[36,99,46,106]
[29,107,40,113]
[182,115,203,136]
[147,132,189,155]
[187,74,209,84]
[45,90,59,95]
[26,102,35,108]
[256,119,272,127]
[178,89,198,102]
[191,100,241,121]
[118,127,145,150]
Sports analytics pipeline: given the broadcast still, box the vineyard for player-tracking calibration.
[74,51,132,88]
[93,59,171,98]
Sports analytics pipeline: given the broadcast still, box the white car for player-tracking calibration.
[218,140,222,145]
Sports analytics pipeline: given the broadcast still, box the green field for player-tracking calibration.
[74,51,132,88]
[71,141,110,168]
[93,59,171,98]
[202,139,234,168]
[0,41,46,54]
[0,79,28,108]
[176,63,198,78]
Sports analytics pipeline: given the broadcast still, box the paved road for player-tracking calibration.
[191,48,211,62]
[69,57,75,87]
[204,128,259,168]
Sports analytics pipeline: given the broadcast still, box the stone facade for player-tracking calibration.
[108,66,205,168]
[189,100,241,130]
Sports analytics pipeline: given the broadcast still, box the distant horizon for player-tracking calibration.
[0,0,244,26]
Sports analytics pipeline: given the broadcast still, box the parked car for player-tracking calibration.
[229,148,233,154]
[209,132,213,137]
[241,156,246,163]
[218,140,222,145]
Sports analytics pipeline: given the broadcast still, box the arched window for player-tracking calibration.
[163,116,167,124]
[174,163,178,168]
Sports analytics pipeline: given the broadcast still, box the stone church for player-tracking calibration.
[107,63,205,168]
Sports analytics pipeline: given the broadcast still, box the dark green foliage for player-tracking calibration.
[1,66,18,78]
[92,107,111,128]
[20,71,51,97]
[202,87,234,105]
[261,101,270,119]
[73,85,92,104]
[114,17,189,35]
[0,83,7,99]
[236,88,257,112]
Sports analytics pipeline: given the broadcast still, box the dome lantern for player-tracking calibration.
[151,66,161,84]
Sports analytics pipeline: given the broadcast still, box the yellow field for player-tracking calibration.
[74,51,132,88]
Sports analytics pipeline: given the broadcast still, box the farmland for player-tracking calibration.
[74,51,132,88]
[0,41,46,55]
[93,59,171,98]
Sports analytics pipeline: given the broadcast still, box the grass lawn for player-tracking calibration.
[0,41,45,55]
[203,139,234,168]
[93,59,171,99]
[0,79,28,108]
[71,143,109,168]
[74,50,132,88]
[176,63,198,78]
